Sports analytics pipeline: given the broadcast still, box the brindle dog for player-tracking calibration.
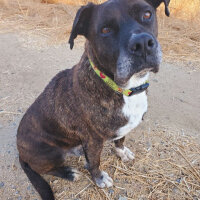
[17,0,170,199]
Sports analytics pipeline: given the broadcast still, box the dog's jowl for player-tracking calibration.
[17,0,170,199]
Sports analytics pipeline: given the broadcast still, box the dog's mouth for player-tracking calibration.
[115,64,159,87]
[115,46,161,87]
[135,65,159,77]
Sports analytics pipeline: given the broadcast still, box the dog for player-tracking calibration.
[17,0,170,199]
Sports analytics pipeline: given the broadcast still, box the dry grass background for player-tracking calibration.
[0,0,200,200]
[46,127,200,200]
[0,0,200,65]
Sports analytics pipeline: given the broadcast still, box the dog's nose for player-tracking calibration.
[128,33,156,57]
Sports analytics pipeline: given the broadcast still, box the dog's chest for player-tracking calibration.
[115,91,148,140]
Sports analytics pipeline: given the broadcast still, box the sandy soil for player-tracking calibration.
[0,33,199,200]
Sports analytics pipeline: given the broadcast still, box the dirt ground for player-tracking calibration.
[0,33,200,200]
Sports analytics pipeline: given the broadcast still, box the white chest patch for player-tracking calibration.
[115,73,149,140]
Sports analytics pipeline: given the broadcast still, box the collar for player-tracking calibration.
[89,59,149,97]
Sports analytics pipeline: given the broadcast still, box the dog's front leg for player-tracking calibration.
[83,138,113,188]
[114,137,135,162]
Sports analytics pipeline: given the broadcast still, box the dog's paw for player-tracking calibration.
[71,168,81,181]
[116,146,135,162]
[95,171,113,188]
[67,145,84,157]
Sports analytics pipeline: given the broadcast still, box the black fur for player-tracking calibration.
[19,157,55,200]
[147,0,170,16]
[48,166,77,181]
[19,158,77,199]
[68,3,95,49]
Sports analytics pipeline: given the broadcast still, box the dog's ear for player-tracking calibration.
[147,0,170,16]
[69,3,95,49]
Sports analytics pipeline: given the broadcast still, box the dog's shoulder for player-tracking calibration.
[45,68,74,91]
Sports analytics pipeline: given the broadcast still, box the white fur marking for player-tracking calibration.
[67,145,83,156]
[95,171,113,188]
[117,53,133,78]
[72,168,81,181]
[115,73,149,140]
[116,146,135,162]
[156,43,162,65]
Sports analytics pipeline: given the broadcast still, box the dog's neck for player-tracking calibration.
[85,41,114,79]
[74,51,149,98]
[74,51,122,100]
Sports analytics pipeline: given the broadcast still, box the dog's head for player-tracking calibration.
[69,0,170,87]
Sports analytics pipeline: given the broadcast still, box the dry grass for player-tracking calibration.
[41,0,105,5]
[46,127,200,200]
[0,0,200,66]
[157,0,200,65]
[0,0,79,46]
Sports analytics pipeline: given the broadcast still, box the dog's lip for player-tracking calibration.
[136,68,151,76]
[150,66,159,73]
[135,71,148,78]
[134,65,159,76]
[115,66,159,87]
[137,64,160,73]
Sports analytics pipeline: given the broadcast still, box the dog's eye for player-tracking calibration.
[143,11,152,20]
[101,27,112,34]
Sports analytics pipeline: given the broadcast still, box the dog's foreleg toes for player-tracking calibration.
[67,145,84,157]
[71,168,81,181]
[116,146,135,162]
[95,171,113,188]
[61,167,81,181]
[49,167,81,181]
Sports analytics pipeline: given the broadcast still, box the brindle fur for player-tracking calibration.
[17,0,170,199]
[17,51,127,175]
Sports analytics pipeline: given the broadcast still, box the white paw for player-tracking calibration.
[71,169,81,181]
[95,171,113,188]
[116,146,135,162]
